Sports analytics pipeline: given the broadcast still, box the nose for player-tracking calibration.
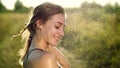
[59,29,64,37]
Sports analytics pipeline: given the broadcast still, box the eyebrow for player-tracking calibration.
[56,22,66,26]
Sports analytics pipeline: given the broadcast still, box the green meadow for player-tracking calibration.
[0,2,120,68]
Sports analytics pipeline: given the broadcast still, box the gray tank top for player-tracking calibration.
[23,48,61,68]
[23,48,43,68]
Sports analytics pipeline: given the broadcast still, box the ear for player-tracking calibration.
[36,20,43,29]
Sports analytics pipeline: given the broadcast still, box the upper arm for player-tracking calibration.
[48,46,71,68]
[30,52,58,68]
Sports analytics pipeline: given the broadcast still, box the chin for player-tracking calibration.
[50,42,58,46]
[49,39,59,46]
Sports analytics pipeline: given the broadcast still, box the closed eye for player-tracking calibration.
[55,26,60,29]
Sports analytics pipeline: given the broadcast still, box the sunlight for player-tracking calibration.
[1,0,16,10]
[1,0,120,10]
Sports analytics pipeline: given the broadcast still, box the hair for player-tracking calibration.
[19,2,65,63]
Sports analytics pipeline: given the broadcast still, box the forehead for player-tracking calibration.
[48,13,66,25]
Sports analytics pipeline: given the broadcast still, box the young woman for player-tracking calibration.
[19,2,70,68]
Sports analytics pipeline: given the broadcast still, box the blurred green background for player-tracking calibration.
[0,0,120,68]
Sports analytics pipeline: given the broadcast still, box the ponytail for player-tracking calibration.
[23,33,33,58]
[18,25,34,64]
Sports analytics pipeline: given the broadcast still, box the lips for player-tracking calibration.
[54,34,61,43]
[55,37,60,41]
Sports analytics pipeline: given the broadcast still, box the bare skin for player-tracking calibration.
[26,13,70,68]
[48,46,71,68]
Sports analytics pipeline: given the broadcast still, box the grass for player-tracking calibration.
[0,13,28,68]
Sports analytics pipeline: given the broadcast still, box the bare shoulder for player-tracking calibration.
[28,51,58,68]
[42,51,55,59]
[39,51,56,62]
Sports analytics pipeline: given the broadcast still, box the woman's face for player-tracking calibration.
[40,13,65,46]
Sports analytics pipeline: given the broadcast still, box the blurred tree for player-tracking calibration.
[14,0,23,11]
[14,0,31,13]
[105,2,120,32]
[81,1,102,9]
[104,3,115,13]
[0,0,7,12]
[80,1,104,22]
[114,2,120,23]
[114,2,120,15]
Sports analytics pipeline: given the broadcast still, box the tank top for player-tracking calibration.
[23,48,44,68]
[23,48,61,68]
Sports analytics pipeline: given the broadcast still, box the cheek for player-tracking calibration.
[48,27,58,45]
[43,25,58,45]
[47,26,56,37]
[46,27,58,44]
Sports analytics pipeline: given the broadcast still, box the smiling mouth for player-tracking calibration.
[55,37,60,42]
[55,38,59,41]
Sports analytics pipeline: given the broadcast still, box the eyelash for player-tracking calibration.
[55,26,60,29]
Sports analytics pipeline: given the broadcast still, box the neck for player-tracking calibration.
[31,35,49,51]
